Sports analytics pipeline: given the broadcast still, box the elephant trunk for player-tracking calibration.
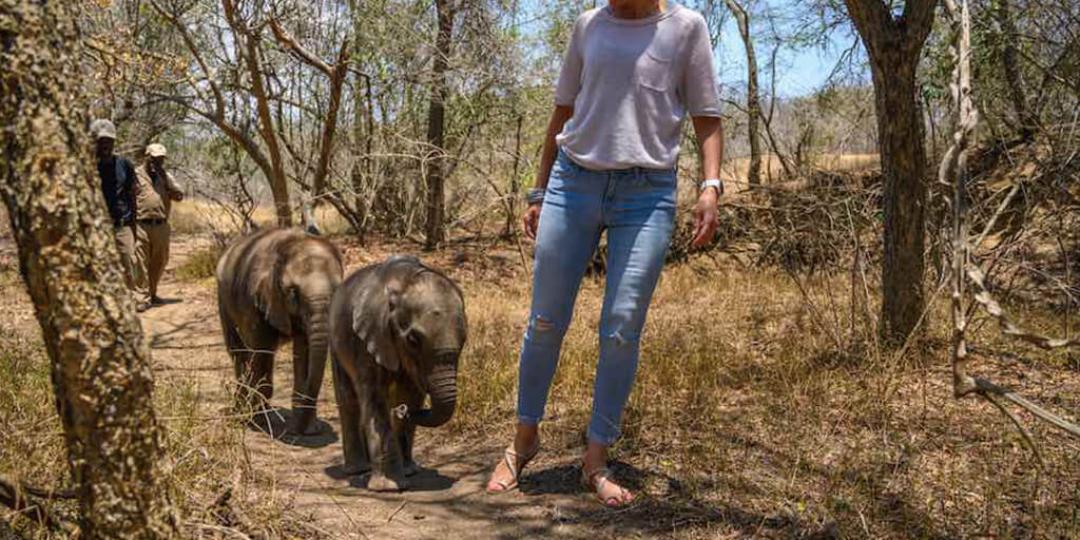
[305,307,330,398]
[293,300,330,434]
[410,356,458,428]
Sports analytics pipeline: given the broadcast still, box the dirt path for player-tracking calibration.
[141,238,606,540]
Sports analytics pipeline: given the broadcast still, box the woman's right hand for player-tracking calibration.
[522,203,542,241]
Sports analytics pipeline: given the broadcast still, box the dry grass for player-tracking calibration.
[170,200,352,237]
[0,271,321,538]
[174,243,224,282]
[720,154,880,191]
[1,212,1078,537]
[171,200,351,283]
[431,246,1080,538]
[167,200,266,236]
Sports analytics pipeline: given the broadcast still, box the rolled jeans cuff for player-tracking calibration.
[517,414,542,426]
[587,428,620,447]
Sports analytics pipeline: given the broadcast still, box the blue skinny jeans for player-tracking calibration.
[517,149,676,445]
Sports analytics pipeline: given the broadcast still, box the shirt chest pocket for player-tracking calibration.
[636,43,676,92]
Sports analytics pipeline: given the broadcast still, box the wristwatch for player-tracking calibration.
[526,187,546,205]
[699,178,723,196]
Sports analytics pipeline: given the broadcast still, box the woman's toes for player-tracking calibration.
[486,462,510,492]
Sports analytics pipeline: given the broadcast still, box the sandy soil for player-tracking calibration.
[140,237,620,540]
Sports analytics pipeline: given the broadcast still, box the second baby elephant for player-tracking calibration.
[216,227,344,435]
[330,255,467,491]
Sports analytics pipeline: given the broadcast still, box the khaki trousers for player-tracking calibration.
[136,220,170,300]
[114,225,138,291]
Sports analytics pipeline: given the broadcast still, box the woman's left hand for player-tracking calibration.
[691,189,719,248]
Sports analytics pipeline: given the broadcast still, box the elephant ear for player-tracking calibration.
[250,253,292,335]
[352,268,406,372]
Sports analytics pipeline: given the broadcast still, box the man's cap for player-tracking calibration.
[89,119,117,140]
[146,143,167,158]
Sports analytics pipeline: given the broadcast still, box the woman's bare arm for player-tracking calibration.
[523,105,574,240]
[690,115,723,248]
[534,105,575,190]
[692,115,723,184]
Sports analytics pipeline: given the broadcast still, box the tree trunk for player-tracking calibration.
[873,55,928,346]
[507,113,523,237]
[993,0,1036,140]
[725,0,762,187]
[844,0,936,346]
[424,0,454,250]
[349,0,371,239]
[310,65,347,209]
[246,40,292,227]
[0,2,177,537]
[223,0,292,227]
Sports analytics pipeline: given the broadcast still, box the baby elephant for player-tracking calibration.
[330,255,466,491]
[216,228,343,435]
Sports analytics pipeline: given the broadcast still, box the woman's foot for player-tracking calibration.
[486,424,540,494]
[581,442,634,507]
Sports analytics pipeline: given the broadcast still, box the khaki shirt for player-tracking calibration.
[135,164,183,221]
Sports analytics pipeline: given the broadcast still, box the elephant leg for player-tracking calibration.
[399,381,424,477]
[220,306,258,414]
[333,356,369,476]
[250,348,275,411]
[361,381,404,492]
[235,324,277,421]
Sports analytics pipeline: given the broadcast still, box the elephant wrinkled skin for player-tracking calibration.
[330,255,467,491]
[216,228,344,435]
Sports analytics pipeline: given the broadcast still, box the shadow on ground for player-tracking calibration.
[249,407,339,449]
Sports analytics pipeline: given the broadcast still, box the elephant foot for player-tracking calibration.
[285,420,317,436]
[403,460,420,477]
[287,409,317,435]
[246,408,276,431]
[343,462,371,476]
[367,472,404,492]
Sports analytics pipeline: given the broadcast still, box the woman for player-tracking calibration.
[486,0,723,507]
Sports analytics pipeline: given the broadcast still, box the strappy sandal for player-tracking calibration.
[485,442,540,494]
[581,465,634,507]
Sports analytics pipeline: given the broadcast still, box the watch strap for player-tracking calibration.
[526,187,546,205]
[699,178,723,195]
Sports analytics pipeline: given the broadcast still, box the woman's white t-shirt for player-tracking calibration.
[554,4,723,171]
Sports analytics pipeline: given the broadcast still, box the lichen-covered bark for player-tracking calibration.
[0,1,177,537]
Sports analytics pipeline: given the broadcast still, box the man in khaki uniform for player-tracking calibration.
[135,143,184,307]
[91,119,141,296]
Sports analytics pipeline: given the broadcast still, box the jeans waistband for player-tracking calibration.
[557,148,676,177]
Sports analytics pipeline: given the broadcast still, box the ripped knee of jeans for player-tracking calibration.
[525,314,564,344]
[599,325,642,347]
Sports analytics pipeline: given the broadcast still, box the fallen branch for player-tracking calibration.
[944,0,1080,465]
[967,265,1080,350]
[0,475,76,532]
[971,377,1080,439]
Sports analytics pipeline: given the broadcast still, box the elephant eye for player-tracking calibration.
[405,329,423,349]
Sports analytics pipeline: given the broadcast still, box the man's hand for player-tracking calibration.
[522,203,542,241]
[691,188,719,249]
